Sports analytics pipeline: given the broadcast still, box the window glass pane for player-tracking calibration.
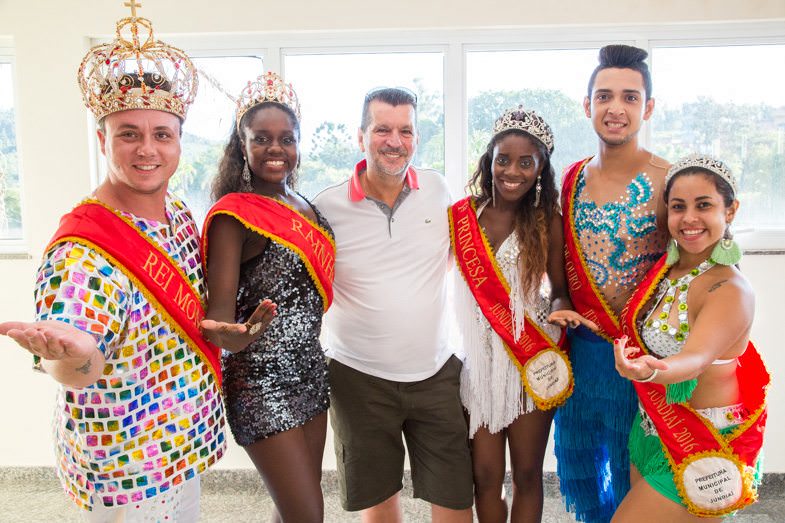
[284,52,444,198]
[466,49,598,183]
[172,56,263,223]
[651,44,785,230]
[0,62,22,239]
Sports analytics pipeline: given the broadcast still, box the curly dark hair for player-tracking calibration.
[468,129,560,298]
[211,102,301,201]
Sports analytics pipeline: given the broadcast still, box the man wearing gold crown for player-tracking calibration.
[0,5,232,521]
[313,87,474,522]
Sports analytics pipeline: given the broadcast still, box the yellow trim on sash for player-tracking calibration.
[209,209,332,312]
[47,235,221,390]
[76,198,205,307]
[673,450,756,517]
[448,197,573,410]
[565,157,621,341]
[260,195,336,253]
[624,259,670,355]
[625,259,766,516]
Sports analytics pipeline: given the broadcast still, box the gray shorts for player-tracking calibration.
[328,356,473,511]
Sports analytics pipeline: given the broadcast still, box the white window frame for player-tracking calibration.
[0,37,27,254]
[281,44,448,194]
[117,20,784,250]
[646,31,785,251]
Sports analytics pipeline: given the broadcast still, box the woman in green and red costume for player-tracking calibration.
[201,72,335,522]
[450,105,597,522]
[612,155,768,521]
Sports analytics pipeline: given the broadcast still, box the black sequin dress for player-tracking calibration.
[222,205,332,446]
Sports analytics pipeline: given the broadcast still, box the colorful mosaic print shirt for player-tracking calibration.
[34,196,225,510]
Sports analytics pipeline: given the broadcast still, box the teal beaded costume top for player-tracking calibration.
[573,170,668,313]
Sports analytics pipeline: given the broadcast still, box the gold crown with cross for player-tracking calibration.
[235,71,301,130]
[77,1,198,121]
[492,105,555,154]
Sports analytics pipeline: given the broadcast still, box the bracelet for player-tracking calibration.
[634,368,658,383]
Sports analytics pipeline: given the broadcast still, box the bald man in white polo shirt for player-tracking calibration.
[313,87,473,522]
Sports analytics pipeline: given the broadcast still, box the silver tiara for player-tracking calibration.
[492,105,554,153]
[666,154,738,196]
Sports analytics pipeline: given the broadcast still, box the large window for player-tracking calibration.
[466,48,599,183]
[651,44,785,232]
[136,25,784,246]
[171,56,263,223]
[284,51,444,198]
[0,60,22,241]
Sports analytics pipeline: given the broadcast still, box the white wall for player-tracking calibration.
[0,0,783,472]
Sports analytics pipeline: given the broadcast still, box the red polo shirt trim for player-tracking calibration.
[348,159,420,202]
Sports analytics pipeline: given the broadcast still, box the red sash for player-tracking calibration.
[561,157,622,341]
[48,200,222,386]
[449,197,572,410]
[202,193,335,311]
[622,255,769,517]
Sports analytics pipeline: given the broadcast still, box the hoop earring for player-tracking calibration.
[534,175,542,207]
[242,158,253,192]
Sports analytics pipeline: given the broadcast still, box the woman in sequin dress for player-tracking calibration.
[201,73,332,523]
[454,106,597,523]
[611,156,765,522]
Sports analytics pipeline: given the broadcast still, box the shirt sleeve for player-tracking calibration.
[34,241,130,358]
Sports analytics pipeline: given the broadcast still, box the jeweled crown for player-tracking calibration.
[666,154,738,196]
[77,2,198,121]
[235,72,301,130]
[492,105,554,153]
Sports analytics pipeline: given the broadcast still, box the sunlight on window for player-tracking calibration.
[652,45,785,230]
[171,56,263,223]
[284,52,444,198]
[466,49,598,184]
[0,62,22,240]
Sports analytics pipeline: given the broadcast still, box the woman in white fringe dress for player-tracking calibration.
[455,106,596,523]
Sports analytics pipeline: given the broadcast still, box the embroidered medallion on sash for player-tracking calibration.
[449,197,572,410]
[622,255,769,516]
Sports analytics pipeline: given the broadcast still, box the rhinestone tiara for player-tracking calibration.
[236,72,301,130]
[492,105,554,153]
[666,154,738,196]
[77,2,198,121]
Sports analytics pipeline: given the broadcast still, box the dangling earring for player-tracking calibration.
[534,175,542,207]
[241,158,253,192]
[491,177,497,208]
[665,238,680,265]
[287,167,299,189]
[710,226,742,266]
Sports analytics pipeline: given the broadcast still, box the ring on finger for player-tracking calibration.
[245,322,262,336]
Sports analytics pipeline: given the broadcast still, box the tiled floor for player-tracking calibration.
[0,468,782,522]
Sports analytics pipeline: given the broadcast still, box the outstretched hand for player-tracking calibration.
[613,335,669,382]
[548,309,599,331]
[0,320,99,362]
[201,299,277,353]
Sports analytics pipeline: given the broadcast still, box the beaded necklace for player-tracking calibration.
[645,259,715,342]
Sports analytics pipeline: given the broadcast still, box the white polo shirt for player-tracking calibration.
[313,160,454,382]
